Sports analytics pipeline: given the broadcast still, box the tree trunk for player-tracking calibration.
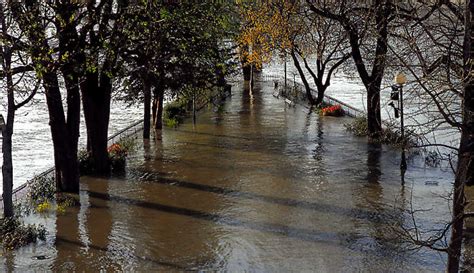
[447,2,474,271]
[57,1,81,159]
[367,84,382,139]
[143,78,151,139]
[241,44,252,81]
[152,93,158,127]
[302,56,326,106]
[1,70,14,217]
[1,33,15,217]
[59,56,81,193]
[44,72,80,193]
[291,51,316,105]
[315,83,327,106]
[58,74,80,192]
[341,1,388,139]
[448,167,466,273]
[81,72,111,174]
[2,127,14,217]
[153,86,165,130]
[243,64,251,81]
[367,0,389,139]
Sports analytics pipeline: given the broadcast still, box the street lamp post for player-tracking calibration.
[394,72,407,171]
[0,114,5,152]
[284,53,287,91]
[0,114,5,130]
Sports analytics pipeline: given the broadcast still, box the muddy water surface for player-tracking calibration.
[1,81,454,272]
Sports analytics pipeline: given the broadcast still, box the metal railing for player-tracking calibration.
[0,119,145,205]
[261,74,364,117]
[107,119,144,145]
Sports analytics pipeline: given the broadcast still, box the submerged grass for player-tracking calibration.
[344,116,418,148]
[0,217,46,250]
[0,173,80,250]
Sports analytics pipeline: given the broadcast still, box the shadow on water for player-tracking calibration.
[127,169,396,225]
[85,190,348,245]
[54,236,187,270]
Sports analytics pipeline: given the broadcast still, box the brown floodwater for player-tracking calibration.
[1,81,455,272]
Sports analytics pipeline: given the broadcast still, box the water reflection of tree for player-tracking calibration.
[3,249,15,272]
[54,197,81,269]
[310,114,325,162]
[343,143,411,270]
[54,180,115,270]
[241,79,263,132]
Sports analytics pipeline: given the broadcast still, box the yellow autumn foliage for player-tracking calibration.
[237,1,310,68]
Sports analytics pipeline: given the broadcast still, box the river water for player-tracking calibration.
[0,96,143,192]
[0,81,455,271]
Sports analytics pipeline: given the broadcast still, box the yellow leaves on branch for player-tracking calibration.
[237,1,303,68]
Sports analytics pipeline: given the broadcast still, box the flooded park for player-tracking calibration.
[2,1,474,272]
[0,81,456,271]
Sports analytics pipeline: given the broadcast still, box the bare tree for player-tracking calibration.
[386,2,469,271]
[449,1,474,271]
[370,1,474,270]
[305,0,393,138]
[296,22,351,106]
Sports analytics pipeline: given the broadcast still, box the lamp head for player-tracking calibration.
[395,72,407,85]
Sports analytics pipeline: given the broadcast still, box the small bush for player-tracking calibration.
[344,117,368,137]
[108,143,127,172]
[344,116,417,148]
[78,150,94,175]
[35,195,78,215]
[29,176,55,205]
[164,117,179,128]
[108,143,128,161]
[0,217,46,250]
[79,137,136,174]
[117,137,136,154]
[56,194,80,207]
[163,100,187,125]
[108,138,136,172]
[35,201,52,214]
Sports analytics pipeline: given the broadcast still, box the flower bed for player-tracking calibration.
[79,137,136,174]
[320,104,344,117]
[108,143,128,171]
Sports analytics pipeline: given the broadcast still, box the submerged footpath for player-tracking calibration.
[0,80,461,271]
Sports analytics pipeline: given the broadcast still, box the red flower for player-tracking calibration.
[321,104,342,116]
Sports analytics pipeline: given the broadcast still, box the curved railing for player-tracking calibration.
[260,74,364,117]
[107,119,144,146]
